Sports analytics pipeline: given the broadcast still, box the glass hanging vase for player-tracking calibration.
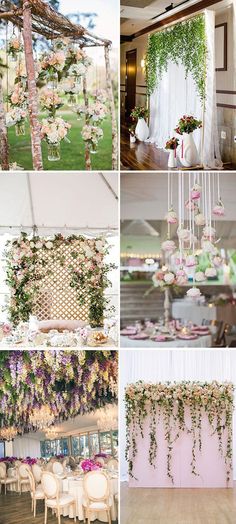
[10,53,17,63]
[47,71,58,89]
[75,76,82,87]
[47,142,61,161]
[15,121,25,136]
[67,93,77,107]
[89,142,98,155]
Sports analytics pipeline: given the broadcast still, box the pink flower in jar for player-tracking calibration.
[165,207,178,224]
[176,269,188,285]
[185,199,195,211]
[213,255,222,267]
[191,184,201,200]
[3,324,11,335]
[161,239,176,253]
[213,200,225,217]
[185,254,197,267]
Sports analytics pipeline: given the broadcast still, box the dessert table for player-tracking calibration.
[120,334,212,348]
[58,473,118,521]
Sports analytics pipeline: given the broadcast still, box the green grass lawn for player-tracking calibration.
[8,112,113,171]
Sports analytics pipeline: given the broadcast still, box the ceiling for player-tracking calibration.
[0,172,118,235]
[120,0,232,37]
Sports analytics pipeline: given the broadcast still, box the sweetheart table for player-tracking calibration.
[58,474,118,521]
[120,334,212,348]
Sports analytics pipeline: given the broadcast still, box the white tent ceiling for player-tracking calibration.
[0,172,118,235]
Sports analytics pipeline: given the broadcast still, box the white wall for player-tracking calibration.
[120,349,236,481]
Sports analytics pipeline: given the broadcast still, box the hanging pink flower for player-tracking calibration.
[205,267,217,278]
[185,199,195,211]
[195,271,205,282]
[175,252,186,266]
[186,287,201,298]
[163,272,175,285]
[213,200,225,217]
[176,269,188,285]
[165,207,178,224]
[177,228,197,244]
[213,255,222,267]
[202,225,216,240]
[195,212,205,226]
[201,239,217,255]
[191,183,201,200]
[185,254,197,267]
[161,240,176,253]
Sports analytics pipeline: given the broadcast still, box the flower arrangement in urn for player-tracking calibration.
[165,137,179,168]
[81,459,103,472]
[130,106,149,142]
[175,115,202,168]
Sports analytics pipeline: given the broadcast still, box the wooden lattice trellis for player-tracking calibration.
[0,0,118,170]
[31,242,90,321]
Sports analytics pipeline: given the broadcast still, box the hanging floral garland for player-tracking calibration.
[0,350,118,435]
[125,381,234,484]
[4,233,116,327]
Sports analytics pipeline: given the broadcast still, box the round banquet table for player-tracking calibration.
[120,334,212,348]
[58,474,118,522]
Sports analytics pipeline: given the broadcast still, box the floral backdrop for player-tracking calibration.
[4,232,116,327]
[125,381,234,484]
[0,350,118,434]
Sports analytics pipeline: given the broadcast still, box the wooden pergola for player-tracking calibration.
[0,0,118,171]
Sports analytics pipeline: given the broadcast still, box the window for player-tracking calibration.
[99,431,112,455]
[40,438,69,458]
[79,434,89,458]
[89,432,99,456]
[41,430,118,459]
[0,442,5,458]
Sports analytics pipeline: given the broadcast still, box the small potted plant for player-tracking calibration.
[130,106,149,142]
[175,115,202,167]
[165,137,179,168]
[129,125,136,143]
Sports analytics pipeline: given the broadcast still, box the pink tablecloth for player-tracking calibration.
[129,409,233,488]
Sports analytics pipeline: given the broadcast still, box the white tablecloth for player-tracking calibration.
[172,301,216,325]
[59,475,118,521]
[120,334,212,348]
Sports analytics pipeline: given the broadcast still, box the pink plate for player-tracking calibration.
[178,334,198,340]
[120,329,137,336]
[129,334,149,340]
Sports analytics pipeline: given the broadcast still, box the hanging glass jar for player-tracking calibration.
[67,93,77,107]
[47,72,58,89]
[15,121,25,136]
[89,142,98,155]
[47,142,61,161]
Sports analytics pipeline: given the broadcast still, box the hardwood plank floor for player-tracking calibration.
[120,124,236,172]
[0,492,118,524]
[121,481,236,524]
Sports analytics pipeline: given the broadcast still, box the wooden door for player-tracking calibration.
[125,49,137,121]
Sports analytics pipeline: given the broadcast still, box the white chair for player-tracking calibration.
[27,468,45,517]
[82,470,112,524]
[52,461,64,475]
[18,463,31,494]
[62,458,68,468]
[41,472,76,524]
[107,458,118,470]
[95,456,105,467]
[32,463,42,485]
[0,463,17,494]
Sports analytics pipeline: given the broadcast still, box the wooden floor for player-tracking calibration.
[120,124,236,172]
[0,492,118,524]
[121,481,236,524]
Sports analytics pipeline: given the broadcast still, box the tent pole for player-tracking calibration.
[22,0,43,171]
[83,75,92,171]
[104,44,118,171]
[0,75,9,170]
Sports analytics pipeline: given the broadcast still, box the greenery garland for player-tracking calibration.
[4,232,116,327]
[125,381,234,484]
[145,14,207,101]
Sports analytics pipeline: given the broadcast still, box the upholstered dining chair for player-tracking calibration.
[107,458,118,470]
[82,470,112,524]
[32,463,42,485]
[52,461,64,475]
[27,468,45,517]
[0,463,17,494]
[41,472,76,524]
[95,457,105,466]
[18,463,31,494]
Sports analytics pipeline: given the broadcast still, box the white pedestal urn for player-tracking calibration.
[164,288,170,327]
[135,118,149,141]
[167,149,177,168]
[130,135,136,143]
[180,132,199,167]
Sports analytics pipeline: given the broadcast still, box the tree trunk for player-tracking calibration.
[0,75,9,170]
[104,45,118,171]
[83,75,92,171]
[23,0,43,171]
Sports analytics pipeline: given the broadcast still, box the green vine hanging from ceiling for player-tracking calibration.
[145,14,207,102]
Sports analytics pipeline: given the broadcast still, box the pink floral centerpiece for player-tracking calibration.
[81,459,102,472]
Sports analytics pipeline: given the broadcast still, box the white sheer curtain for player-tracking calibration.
[148,10,222,169]
[13,437,41,459]
[120,349,236,481]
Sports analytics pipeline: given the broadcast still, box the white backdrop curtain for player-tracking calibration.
[148,9,222,169]
[13,437,41,459]
[120,349,236,481]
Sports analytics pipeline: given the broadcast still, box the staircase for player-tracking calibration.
[120,282,164,326]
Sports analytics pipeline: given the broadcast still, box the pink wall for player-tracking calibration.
[129,410,233,488]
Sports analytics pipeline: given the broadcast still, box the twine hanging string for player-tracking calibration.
[5,22,9,112]
[167,171,170,240]
[208,172,212,243]
[188,172,192,253]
